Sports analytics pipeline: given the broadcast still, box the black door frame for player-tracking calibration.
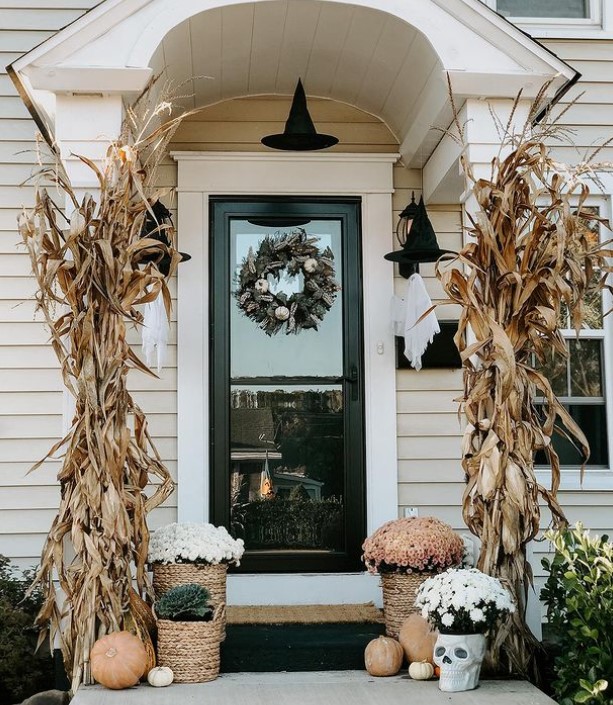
[209,197,366,573]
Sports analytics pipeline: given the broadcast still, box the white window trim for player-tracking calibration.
[535,193,613,491]
[171,151,400,605]
[483,0,613,38]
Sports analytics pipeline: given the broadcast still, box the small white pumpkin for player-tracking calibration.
[147,666,174,687]
[303,257,318,273]
[274,305,290,321]
[408,660,434,680]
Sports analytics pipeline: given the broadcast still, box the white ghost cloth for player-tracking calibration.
[142,293,169,374]
[391,273,440,371]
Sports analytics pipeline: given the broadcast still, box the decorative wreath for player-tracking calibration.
[235,228,340,336]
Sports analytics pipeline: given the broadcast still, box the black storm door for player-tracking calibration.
[210,198,365,573]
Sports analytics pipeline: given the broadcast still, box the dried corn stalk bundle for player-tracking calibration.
[439,102,613,677]
[19,103,188,692]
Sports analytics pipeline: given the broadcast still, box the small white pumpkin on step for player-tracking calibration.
[147,666,174,687]
[408,660,434,680]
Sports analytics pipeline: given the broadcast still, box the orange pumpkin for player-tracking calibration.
[364,636,404,676]
[91,631,148,689]
[398,614,437,665]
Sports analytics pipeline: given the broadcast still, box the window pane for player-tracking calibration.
[559,206,603,329]
[538,349,568,397]
[497,0,589,18]
[230,385,346,552]
[230,220,343,378]
[535,404,608,466]
[570,339,603,397]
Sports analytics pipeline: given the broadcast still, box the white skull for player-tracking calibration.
[433,633,486,692]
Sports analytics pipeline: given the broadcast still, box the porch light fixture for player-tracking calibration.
[384,193,456,278]
[385,194,457,371]
[261,79,339,151]
[140,200,191,277]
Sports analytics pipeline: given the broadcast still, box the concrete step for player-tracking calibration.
[221,622,386,671]
[72,671,558,705]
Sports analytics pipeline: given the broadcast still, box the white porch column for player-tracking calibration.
[461,98,532,194]
[51,94,124,652]
[54,94,124,435]
[55,94,124,191]
[460,97,542,640]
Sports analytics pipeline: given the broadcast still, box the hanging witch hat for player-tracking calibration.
[139,200,191,276]
[261,79,339,151]
[384,195,455,277]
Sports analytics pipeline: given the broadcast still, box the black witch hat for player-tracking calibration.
[384,196,455,268]
[139,200,191,277]
[261,79,339,151]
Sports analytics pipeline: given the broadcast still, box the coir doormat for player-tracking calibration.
[226,603,384,625]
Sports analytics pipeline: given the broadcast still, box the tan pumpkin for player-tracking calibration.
[364,635,404,676]
[398,614,437,665]
[408,660,434,680]
[91,631,148,689]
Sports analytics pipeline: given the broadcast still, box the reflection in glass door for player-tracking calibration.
[210,199,365,573]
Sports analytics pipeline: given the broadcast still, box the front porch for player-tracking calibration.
[71,671,556,705]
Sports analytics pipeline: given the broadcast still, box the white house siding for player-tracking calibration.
[0,1,183,573]
[0,1,97,572]
[0,3,611,623]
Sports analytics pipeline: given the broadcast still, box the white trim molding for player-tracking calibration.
[172,151,400,605]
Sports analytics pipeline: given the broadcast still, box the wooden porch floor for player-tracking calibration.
[72,671,557,704]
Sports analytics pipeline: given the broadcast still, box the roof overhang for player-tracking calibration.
[8,0,578,166]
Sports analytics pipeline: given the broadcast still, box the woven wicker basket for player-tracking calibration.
[152,562,228,638]
[380,571,434,639]
[157,604,225,683]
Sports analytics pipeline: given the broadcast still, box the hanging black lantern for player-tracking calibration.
[384,193,455,278]
[261,79,339,151]
[139,200,191,277]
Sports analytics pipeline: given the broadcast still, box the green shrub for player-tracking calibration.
[541,523,613,705]
[0,555,55,703]
[156,584,212,621]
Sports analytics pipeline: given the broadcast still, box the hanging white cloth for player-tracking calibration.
[391,273,440,371]
[142,292,169,375]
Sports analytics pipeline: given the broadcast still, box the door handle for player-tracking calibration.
[343,365,359,401]
[343,367,358,384]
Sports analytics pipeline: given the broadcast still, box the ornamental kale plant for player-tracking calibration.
[156,584,213,622]
[415,568,515,634]
[541,524,613,705]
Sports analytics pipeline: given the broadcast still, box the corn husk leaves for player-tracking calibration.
[19,104,188,692]
[438,96,613,678]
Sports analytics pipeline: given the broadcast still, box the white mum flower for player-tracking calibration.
[441,612,454,627]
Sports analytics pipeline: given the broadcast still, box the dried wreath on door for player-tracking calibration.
[236,228,340,335]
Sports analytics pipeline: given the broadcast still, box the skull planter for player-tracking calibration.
[433,633,486,692]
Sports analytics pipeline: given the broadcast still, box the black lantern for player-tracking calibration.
[261,79,339,151]
[139,200,191,277]
[384,193,455,278]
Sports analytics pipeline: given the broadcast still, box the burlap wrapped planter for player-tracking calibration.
[381,572,434,639]
[152,562,227,638]
[157,604,225,683]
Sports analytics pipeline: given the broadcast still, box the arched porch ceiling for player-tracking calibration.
[147,1,442,164]
[9,0,578,170]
